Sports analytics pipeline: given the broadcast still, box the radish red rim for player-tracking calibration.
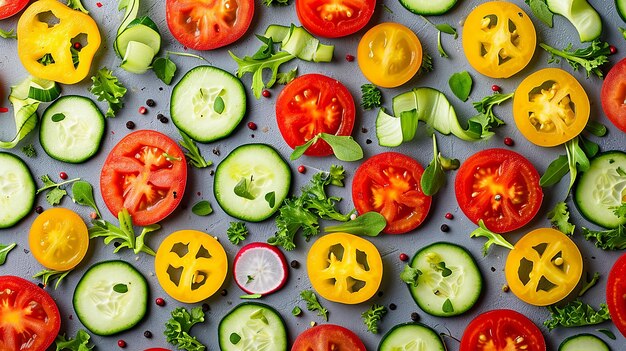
[233,242,289,296]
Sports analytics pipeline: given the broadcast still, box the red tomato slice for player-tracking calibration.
[100,130,187,226]
[0,276,61,351]
[601,57,626,133]
[352,152,432,234]
[454,148,542,233]
[295,0,376,38]
[292,324,366,351]
[607,253,626,338]
[165,0,254,50]
[460,309,546,351]
[0,0,29,20]
[276,74,355,157]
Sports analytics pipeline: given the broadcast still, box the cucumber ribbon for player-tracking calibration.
[0,77,46,149]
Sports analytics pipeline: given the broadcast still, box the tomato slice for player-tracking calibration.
[276,74,355,157]
[295,0,376,38]
[602,57,626,133]
[607,253,626,337]
[460,309,546,351]
[0,276,61,351]
[352,152,432,234]
[455,148,542,233]
[100,130,187,226]
[292,324,366,351]
[165,0,254,50]
[0,0,29,20]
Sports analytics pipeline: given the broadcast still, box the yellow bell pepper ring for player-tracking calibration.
[17,0,101,84]
[307,232,383,304]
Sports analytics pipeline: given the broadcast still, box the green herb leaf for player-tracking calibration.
[525,0,553,27]
[51,113,65,122]
[421,134,444,196]
[192,201,213,216]
[544,300,610,330]
[300,290,328,321]
[597,329,616,340]
[400,265,422,287]
[0,28,17,39]
[583,225,626,250]
[585,121,608,137]
[229,333,241,345]
[89,208,159,256]
[55,329,94,351]
[22,144,36,158]
[579,135,599,158]
[277,67,298,84]
[0,243,16,265]
[436,23,457,37]
[230,49,296,99]
[113,283,128,293]
[33,269,71,290]
[262,0,290,5]
[290,135,319,161]
[579,272,600,297]
[565,137,590,193]
[234,177,256,200]
[442,299,454,313]
[240,294,262,299]
[540,40,610,78]
[165,307,207,351]
[67,0,89,13]
[179,131,212,169]
[361,84,383,110]
[547,202,575,235]
[470,219,514,256]
[324,212,386,237]
[612,203,626,218]
[37,174,80,206]
[362,304,387,334]
[448,71,473,101]
[72,181,101,218]
[318,133,363,161]
[292,306,302,316]
[540,155,569,187]
[468,92,513,139]
[227,222,249,245]
[265,191,276,208]
[420,52,434,73]
[214,96,225,114]
[153,57,177,85]
[90,68,127,118]
[329,165,345,187]
[437,31,449,58]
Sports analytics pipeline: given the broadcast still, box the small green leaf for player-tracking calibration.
[436,23,457,38]
[290,136,318,161]
[51,113,65,122]
[153,57,177,85]
[437,31,449,58]
[540,155,569,187]
[292,306,302,316]
[72,181,101,218]
[214,96,225,114]
[324,212,386,237]
[448,71,473,102]
[230,333,241,345]
[113,283,128,293]
[265,191,276,208]
[0,243,17,265]
[442,299,454,313]
[192,201,213,216]
[470,219,514,256]
[597,329,616,340]
[585,121,607,137]
[246,275,254,284]
[0,28,17,39]
[234,177,255,200]
[318,133,363,161]
[400,265,422,287]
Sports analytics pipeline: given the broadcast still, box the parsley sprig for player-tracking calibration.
[227,222,249,245]
[540,40,610,78]
[89,68,127,118]
[179,131,212,168]
[360,84,383,110]
[547,202,575,235]
[300,290,328,321]
[165,307,207,351]
[362,304,387,334]
[33,269,71,289]
[545,300,610,330]
[37,174,80,206]
[55,329,94,351]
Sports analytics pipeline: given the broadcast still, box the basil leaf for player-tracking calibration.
[290,135,318,161]
[324,212,386,237]
[525,0,553,27]
[51,113,65,122]
[585,120,607,137]
[540,155,569,187]
[214,96,225,114]
[265,191,275,208]
[192,200,213,216]
[318,133,363,161]
[448,71,473,102]
[113,283,128,293]
[234,177,255,200]
[153,57,177,85]
[442,299,454,313]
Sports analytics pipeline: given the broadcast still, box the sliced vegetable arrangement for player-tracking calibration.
[1,0,626,349]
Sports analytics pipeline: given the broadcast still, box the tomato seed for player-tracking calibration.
[262,90,271,98]
[138,106,147,115]
[247,122,258,130]
[59,172,68,180]
[155,297,165,306]
[440,224,450,232]
[345,54,355,62]
[504,137,514,146]
[117,340,126,348]
[445,212,453,220]
[491,85,501,92]
[610,45,617,55]
[146,99,156,107]
[297,165,306,174]
[399,253,409,261]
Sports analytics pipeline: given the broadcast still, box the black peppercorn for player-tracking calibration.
[389,303,397,310]
[143,331,152,338]
[202,303,210,312]
[290,260,300,269]
[146,99,156,107]
[410,312,419,322]
[125,121,135,129]
[440,224,450,232]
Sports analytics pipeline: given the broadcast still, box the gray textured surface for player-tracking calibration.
[1,0,626,350]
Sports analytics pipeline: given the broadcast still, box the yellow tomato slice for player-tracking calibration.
[357,22,422,88]
[513,68,590,147]
[505,228,583,306]
[462,1,536,78]
[28,208,89,271]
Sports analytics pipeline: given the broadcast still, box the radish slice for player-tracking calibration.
[233,242,289,296]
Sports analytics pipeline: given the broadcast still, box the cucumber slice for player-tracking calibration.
[115,17,161,58]
[618,0,626,22]
[375,108,403,147]
[574,151,626,228]
[40,96,105,164]
[398,0,458,15]
[406,242,483,317]
[378,323,446,351]
[171,66,247,143]
[27,78,60,102]
[120,41,155,74]
[546,0,602,42]
[218,302,288,351]
[73,260,148,336]
[214,144,291,222]
[116,0,139,37]
[559,333,610,351]
[0,152,35,229]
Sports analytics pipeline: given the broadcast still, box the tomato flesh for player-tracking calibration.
[166,0,254,50]
[352,152,431,234]
[101,130,187,226]
[0,276,60,351]
[455,149,542,233]
[291,324,366,351]
[296,0,375,38]
[460,309,546,351]
[0,0,29,20]
[602,57,626,133]
[607,253,626,337]
[276,74,355,156]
